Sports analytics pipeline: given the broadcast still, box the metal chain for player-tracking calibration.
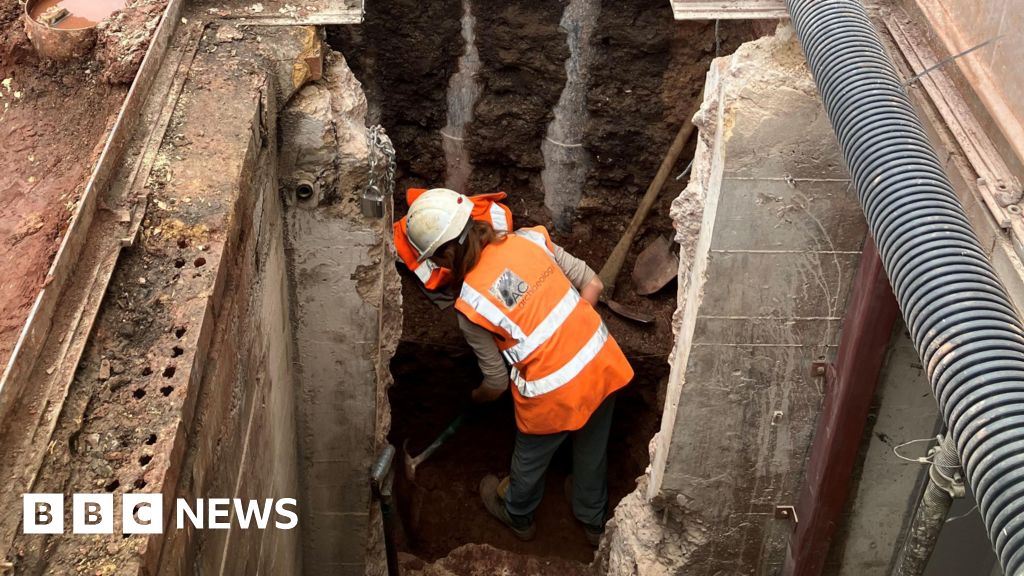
[364,125,395,218]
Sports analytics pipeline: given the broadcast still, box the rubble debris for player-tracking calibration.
[215,24,244,43]
[98,359,111,380]
[39,6,70,27]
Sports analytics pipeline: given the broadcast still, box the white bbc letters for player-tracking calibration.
[23,494,299,534]
[123,493,163,534]
[207,498,231,529]
[73,494,114,534]
[23,494,64,534]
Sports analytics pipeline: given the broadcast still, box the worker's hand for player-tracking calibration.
[580,276,603,307]
[471,383,504,404]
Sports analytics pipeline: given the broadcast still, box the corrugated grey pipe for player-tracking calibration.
[894,434,965,575]
[785,1,1024,574]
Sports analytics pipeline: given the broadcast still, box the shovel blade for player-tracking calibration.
[632,236,679,296]
[604,298,655,324]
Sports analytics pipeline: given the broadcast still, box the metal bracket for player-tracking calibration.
[811,359,829,380]
[775,505,799,525]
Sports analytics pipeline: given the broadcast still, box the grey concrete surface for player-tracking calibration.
[829,321,939,576]
[642,28,868,575]
[280,52,398,576]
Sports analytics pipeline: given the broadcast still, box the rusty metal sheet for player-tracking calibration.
[782,239,900,576]
[632,235,678,295]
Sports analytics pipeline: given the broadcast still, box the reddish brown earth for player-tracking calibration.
[390,341,664,565]
[0,0,163,371]
[334,0,753,568]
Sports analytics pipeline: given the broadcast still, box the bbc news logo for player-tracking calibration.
[23,494,298,534]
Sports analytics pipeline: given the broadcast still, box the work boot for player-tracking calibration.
[564,475,604,547]
[480,474,536,541]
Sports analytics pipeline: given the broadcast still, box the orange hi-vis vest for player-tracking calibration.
[455,226,634,435]
[393,188,513,290]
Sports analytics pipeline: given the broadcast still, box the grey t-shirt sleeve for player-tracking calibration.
[550,241,597,291]
[457,312,510,391]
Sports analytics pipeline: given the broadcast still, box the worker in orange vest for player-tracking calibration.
[393,187,512,293]
[405,188,634,545]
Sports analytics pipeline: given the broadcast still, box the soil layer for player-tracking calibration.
[328,0,463,186]
[0,0,165,371]
[0,1,116,370]
[330,0,754,566]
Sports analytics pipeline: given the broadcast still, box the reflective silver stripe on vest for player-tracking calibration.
[414,258,436,284]
[490,202,509,232]
[514,229,553,257]
[459,282,527,341]
[512,322,610,398]
[502,288,580,365]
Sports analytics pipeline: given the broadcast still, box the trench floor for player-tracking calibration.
[389,339,665,564]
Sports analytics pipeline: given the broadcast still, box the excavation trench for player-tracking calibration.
[3,3,1014,573]
[328,2,754,568]
[0,2,753,572]
[389,343,666,563]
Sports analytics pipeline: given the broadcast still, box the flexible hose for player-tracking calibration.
[894,435,963,576]
[785,1,1024,573]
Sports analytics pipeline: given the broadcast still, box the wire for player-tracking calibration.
[903,34,1004,87]
[675,159,694,181]
[544,136,584,149]
[945,504,979,524]
[892,436,937,464]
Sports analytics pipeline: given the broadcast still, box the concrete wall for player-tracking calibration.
[604,28,868,575]
[280,52,400,576]
[154,30,305,576]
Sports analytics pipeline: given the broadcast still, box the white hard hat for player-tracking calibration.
[406,188,473,262]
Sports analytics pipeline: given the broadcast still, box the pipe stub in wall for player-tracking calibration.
[287,179,320,208]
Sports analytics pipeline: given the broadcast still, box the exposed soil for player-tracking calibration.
[463,0,569,193]
[328,0,463,185]
[401,543,592,576]
[330,0,754,568]
[390,342,663,565]
[0,0,165,371]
